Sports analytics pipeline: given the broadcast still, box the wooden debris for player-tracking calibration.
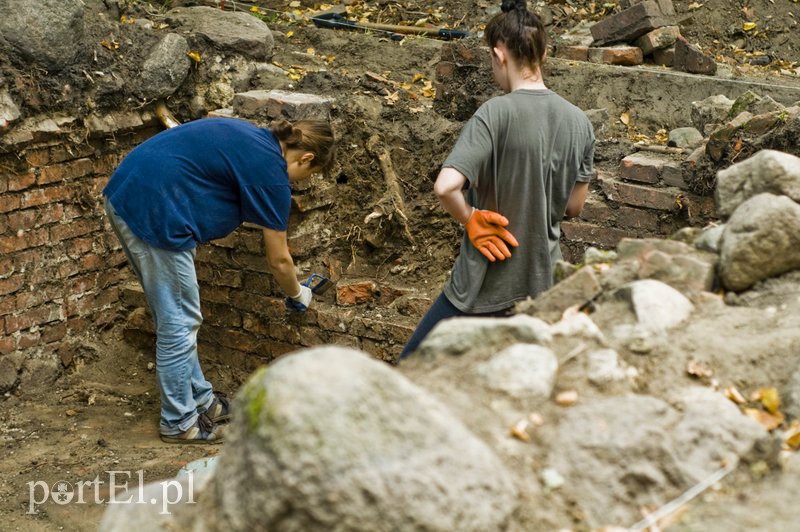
[363,135,415,248]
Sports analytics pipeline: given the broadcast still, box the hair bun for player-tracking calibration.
[501,0,526,13]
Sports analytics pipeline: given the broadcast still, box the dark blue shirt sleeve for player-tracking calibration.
[240,184,291,231]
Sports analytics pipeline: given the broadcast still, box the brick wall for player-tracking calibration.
[0,110,162,390]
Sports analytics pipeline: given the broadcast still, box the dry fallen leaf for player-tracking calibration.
[759,387,781,414]
[725,386,746,404]
[619,112,631,126]
[186,50,202,63]
[511,420,531,442]
[686,359,714,379]
[65,409,77,417]
[744,407,784,431]
[743,22,757,31]
[555,390,578,406]
[785,423,800,450]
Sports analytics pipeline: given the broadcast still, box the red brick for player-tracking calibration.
[336,280,379,306]
[50,219,97,242]
[0,296,14,316]
[634,25,679,56]
[92,154,119,176]
[620,154,663,184]
[196,264,242,288]
[203,302,242,328]
[5,303,63,333]
[79,253,104,271]
[0,227,49,253]
[94,287,120,308]
[8,170,37,191]
[561,221,635,249]
[590,0,672,46]
[15,285,61,311]
[0,332,14,354]
[556,46,590,61]
[599,175,682,211]
[67,317,89,333]
[65,237,94,258]
[673,36,717,75]
[588,46,644,66]
[0,194,21,213]
[21,185,72,208]
[7,204,65,230]
[0,275,25,296]
[653,47,675,67]
[41,321,68,344]
[199,284,232,305]
[17,330,41,350]
[38,158,94,185]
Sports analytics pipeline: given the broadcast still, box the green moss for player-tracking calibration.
[242,367,270,432]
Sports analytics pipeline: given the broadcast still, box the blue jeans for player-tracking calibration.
[399,293,511,360]
[105,199,214,435]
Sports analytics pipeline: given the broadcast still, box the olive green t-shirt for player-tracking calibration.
[442,89,595,313]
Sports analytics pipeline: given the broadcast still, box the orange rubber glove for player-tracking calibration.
[465,209,520,262]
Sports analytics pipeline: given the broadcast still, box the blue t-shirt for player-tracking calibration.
[104,118,291,251]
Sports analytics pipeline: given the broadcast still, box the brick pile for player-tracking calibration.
[556,0,717,74]
[0,109,162,369]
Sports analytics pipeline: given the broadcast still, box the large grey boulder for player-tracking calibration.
[476,343,558,404]
[0,0,85,71]
[166,7,275,60]
[416,314,552,357]
[668,126,704,149]
[547,392,767,528]
[205,347,518,531]
[135,33,191,100]
[617,279,693,333]
[716,150,800,218]
[720,193,800,291]
[691,94,734,133]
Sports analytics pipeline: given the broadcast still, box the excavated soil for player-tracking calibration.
[2,0,800,530]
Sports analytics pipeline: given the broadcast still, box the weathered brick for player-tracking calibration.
[0,332,15,354]
[590,1,672,46]
[21,185,72,208]
[336,280,379,306]
[620,154,664,183]
[197,264,242,288]
[0,275,25,297]
[599,175,681,211]
[92,154,119,176]
[232,90,334,121]
[5,303,63,333]
[588,46,644,66]
[634,25,680,56]
[8,170,37,192]
[50,218,97,242]
[652,46,675,67]
[203,302,242,328]
[440,41,483,64]
[41,321,68,344]
[0,227,49,253]
[17,330,41,350]
[673,37,717,75]
[65,237,94,258]
[561,221,635,248]
[7,204,65,230]
[556,46,590,62]
[292,184,336,213]
[16,285,61,311]
[0,194,21,213]
[67,317,90,334]
[230,291,286,318]
[350,317,414,344]
[660,161,686,188]
[38,158,94,185]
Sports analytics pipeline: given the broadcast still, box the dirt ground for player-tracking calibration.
[3,0,800,529]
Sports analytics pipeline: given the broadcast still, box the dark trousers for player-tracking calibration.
[399,293,511,360]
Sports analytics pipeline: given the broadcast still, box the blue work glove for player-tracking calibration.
[285,285,313,312]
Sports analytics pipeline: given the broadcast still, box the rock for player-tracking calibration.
[17,356,61,395]
[550,313,606,342]
[547,391,766,527]
[694,224,725,253]
[556,20,595,48]
[336,280,380,306]
[784,368,800,420]
[0,0,85,71]
[516,266,602,323]
[634,25,680,56]
[475,343,558,403]
[587,348,626,385]
[232,90,333,121]
[418,314,551,357]
[668,127,704,148]
[541,468,566,491]
[750,95,784,116]
[587,45,644,66]
[616,279,693,333]
[100,476,194,532]
[719,193,800,291]
[673,37,717,75]
[0,351,24,393]
[204,347,519,531]
[0,90,21,131]
[590,1,673,47]
[706,111,753,162]
[392,295,432,318]
[583,108,609,137]
[620,154,663,184]
[715,150,800,218]
[584,246,618,265]
[615,238,717,295]
[135,34,191,100]
[166,7,275,60]
[669,387,769,482]
[691,94,735,133]
[728,90,762,119]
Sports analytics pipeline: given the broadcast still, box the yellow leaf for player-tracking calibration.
[100,39,119,51]
[785,424,800,449]
[307,47,316,55]
[743,22,757,31]
[725,386,746,404]
[759,387,781,414]
[289,0,301,7]
[412,73,425,83]
[510,420,531,442]
[744,408,784,431]
[186,50,202,63]
[250,6,261,13]
[287,31,295,38]
[619,112,630,126]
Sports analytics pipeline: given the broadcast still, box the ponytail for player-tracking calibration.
[270,119,336,171]
[486,0,547,72]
